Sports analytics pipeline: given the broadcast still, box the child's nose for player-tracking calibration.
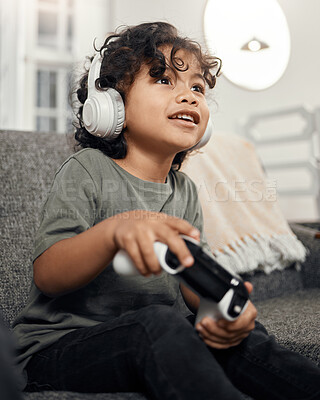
[175,89,199,106]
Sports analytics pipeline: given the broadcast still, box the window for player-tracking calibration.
[0,0,108,132]
[38,10,58,48]
[34,0,74,133]
[35,66,73,133]
[36,69,58,131]
[37,70,57,108]
[67,13,73,51]
[36,116,57,132]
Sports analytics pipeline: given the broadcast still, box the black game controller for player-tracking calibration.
[113,235,249,323]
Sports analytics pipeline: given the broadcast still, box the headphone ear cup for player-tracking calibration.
[111,89,125,136]
[190,116,213,150]
[83,88,125,139]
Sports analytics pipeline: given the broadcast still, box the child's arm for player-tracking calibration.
[180,283,200,314]
[34,210,200,297]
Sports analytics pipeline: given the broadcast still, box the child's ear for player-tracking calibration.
[123,120,127,129]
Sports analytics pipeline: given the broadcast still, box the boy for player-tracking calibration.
[13,22,320,399]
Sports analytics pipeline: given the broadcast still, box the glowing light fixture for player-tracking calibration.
[204,0,291,90]
[241,38,269,52]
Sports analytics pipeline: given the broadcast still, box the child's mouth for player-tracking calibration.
[168,111,199,125]
[169,118,197,128]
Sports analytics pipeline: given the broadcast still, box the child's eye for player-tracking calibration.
[156,77,172,85]
[191,84,205,94]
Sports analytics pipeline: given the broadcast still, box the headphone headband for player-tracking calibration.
[87,53,102,97]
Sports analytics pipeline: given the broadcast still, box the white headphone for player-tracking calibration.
[83,53,125,139]
[83,53,212,149]
[191,117,212,150]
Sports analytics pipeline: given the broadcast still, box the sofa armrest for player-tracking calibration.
[289,222,320,289]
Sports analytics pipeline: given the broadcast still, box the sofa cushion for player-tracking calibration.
[290,223,320,289]
[256,288,320,366]
[0,130,73,326]
[241,264,304,302]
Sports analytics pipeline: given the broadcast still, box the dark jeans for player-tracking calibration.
[25,305,320,400]
[0,313,23,400]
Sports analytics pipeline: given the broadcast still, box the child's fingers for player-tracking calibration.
[197,322,251,343]
[217,302,257,332]
[156,228,195,268]
[136,220,197,273]
[199,334,246,349]
[137,230,162,275]
[156,217,201,268]
[195,304,256,345]
[164,216,200,241]
[196,319,240,341]
[114,212,201,274]
[244,281,253,294]
[196,320,251,346]
[124,240,151,276]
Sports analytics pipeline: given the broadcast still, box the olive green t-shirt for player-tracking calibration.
[12,148,209,387]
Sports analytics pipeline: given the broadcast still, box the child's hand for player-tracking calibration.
[111,210,200,276]
[195,282,257,349]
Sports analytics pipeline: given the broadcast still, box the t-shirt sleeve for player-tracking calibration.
[33,157,99,262]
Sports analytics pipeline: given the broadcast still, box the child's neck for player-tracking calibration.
[112,147,174,183]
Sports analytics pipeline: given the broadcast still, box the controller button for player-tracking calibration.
[233,305,242,314]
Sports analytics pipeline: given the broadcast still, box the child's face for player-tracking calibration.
[123,47,210,156]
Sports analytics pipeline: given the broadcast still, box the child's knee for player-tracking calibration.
[135,304,194,340]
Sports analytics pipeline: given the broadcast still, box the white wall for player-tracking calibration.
[111,0,207,42]
[73,0,113,61]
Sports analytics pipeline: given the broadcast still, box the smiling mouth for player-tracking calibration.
[168,112,199,125]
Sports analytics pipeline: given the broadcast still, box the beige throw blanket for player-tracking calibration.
[183,133,307,274]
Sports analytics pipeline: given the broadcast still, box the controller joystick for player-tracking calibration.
[113,236,249,323]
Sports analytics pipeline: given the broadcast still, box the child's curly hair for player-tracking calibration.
[74,22,221,170]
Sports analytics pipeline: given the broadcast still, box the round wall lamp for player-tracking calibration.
[203,0,291,90]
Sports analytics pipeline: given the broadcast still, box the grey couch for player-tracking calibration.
[1,130,319,400]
